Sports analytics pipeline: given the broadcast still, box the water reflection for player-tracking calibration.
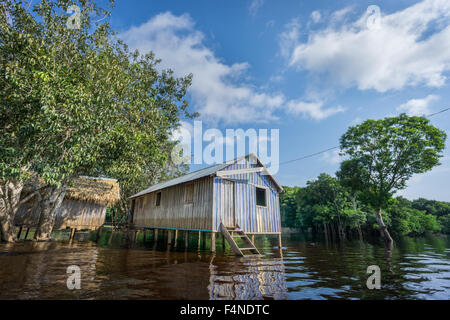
[0,231,449,300]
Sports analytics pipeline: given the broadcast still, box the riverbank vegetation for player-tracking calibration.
[281,180,450,240]
[281,114,447,243]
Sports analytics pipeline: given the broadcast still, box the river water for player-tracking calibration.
[0,230,449,299]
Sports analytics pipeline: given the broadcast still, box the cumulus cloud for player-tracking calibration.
[121,12,344,124]
[120,12,288,124]
[279,18,302,59]
[283,0,450,92]
[321,149,342,165]
[397,94,439,116]
[286,100,345,120]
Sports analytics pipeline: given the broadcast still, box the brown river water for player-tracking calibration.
[0,230,449,300]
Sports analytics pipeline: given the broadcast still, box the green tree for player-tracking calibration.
[0,0,193,241]
[297,173,366,241]
[280,186,301,228]
[338,114,446,245]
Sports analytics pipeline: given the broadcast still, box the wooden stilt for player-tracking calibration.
[69,228,77,242]
[168,230,172,245]
[251,234,255,243]
[202,232,206,249]
[277,233,282,249]
[24,228,30,240]
[185,231,189,248]
[96,227,103,243]
[143,230,146,242]
[198,231,201,250]
[211,232,216,253]
[154,229,158,242]
[222,234,225,250]
[17,226,23,239]
[174,230,178,248]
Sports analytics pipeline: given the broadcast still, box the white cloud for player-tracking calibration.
[120,12,287,124]
[397,94,439,116]
[310,11,322,24]
[286,100,345,120]
[321,149,342,165]
[279,18,302,59]
[283,0,450,92]
[249,0,264,16]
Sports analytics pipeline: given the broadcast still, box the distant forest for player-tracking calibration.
[280,174,450,240]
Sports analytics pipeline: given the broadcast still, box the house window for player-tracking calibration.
[155,192,161,207]
[184,183,194,203]
[256,187,266,207]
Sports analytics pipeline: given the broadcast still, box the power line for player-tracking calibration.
[426,107,450,117]
[278,107,450,167]
[279,146,339,166]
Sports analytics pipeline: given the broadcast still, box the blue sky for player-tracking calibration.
[109,0,450,201]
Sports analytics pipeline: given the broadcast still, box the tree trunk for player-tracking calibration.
[34,185,67,241]
[323,223,329,243]
[0,180,25,242]
[357,224,363,241]
[375,208,393,245]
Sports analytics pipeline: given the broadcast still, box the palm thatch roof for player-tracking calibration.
[66,176,120,207]
[20,175,120,207]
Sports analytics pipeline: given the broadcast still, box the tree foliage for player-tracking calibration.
[0,0,194,241]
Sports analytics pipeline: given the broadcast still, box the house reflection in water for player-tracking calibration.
[208,257,288,300]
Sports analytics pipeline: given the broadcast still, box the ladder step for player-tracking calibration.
[240,247,257,250]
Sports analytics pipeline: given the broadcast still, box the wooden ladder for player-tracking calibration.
[220,223,261,257]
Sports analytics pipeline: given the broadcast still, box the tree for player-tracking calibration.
[338,114,446,245]
[280,186,301,228]
[297,173,366,241]
[0,0,193,241]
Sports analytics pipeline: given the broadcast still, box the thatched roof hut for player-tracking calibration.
[15,176,120,230]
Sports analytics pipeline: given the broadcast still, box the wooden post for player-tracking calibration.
[168,230,172,245]
[154,229,158,242]
[69,228,77,242]
[202,232,206,249]
[277,233,282,249]
[185,231,189,248]
[17,226,23,239]
[222,234,225,250]
[96,227,103,243]
[198,231,201,250]
[143,230,146,242]
[211,232,216,253]
[251,234,255,243]
[24,228,30,240]
[174,230,178,248]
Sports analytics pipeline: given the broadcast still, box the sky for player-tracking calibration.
[109,0,450,201]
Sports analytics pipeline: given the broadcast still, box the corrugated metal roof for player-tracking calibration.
[130,162,229,198]
[130,154,283,199]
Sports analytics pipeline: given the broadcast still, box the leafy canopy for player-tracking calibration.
[338,114,446,208]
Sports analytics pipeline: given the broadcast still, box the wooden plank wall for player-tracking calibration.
[212,157,281,233]
[132,176,214,231]
[14,199,106,230]
[54,199,106,230]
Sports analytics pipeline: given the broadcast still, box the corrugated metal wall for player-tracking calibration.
[213,157,281,233]
[132,176,214,231]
